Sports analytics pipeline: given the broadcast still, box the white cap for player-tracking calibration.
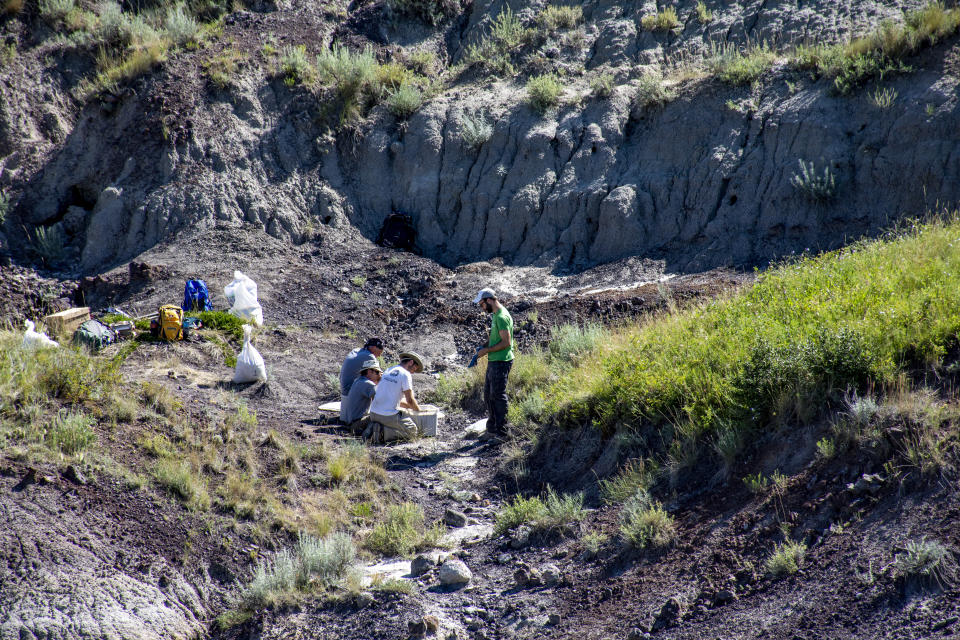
[473,287,497,304]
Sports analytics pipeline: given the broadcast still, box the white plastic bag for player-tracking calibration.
[224,270,263,326]
[22,320,59,349]
[233,325,267,383]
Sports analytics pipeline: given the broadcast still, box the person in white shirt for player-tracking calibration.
[365,351,424,444]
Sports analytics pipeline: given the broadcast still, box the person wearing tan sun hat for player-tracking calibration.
[364,351,424,444]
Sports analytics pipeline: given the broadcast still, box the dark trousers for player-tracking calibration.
[484,360,512,434]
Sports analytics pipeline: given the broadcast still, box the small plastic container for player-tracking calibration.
[408,404,440,437]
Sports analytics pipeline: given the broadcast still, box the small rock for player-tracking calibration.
[626,628,647,640]
[411,553,437,577]
[712,589,736,606]
[409,620,428,636]
[443,509,468,528]
[540,563,561,586]
[497,553,512,564]
[423,615,440,633]
[438,559,472,586]
[63,465,87,485]
[651,597,683,631]
[547,613,561,626]
[510,525,531,549]
[354,592,375,608]
[514,566,542,588]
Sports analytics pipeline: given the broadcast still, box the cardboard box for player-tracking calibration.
[43,307,91,337]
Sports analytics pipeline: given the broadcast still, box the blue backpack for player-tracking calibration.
[182,279,212,312]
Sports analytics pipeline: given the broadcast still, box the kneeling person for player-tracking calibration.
[366,352,424,443]
[340,359,382,434]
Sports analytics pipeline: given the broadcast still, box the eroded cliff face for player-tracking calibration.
[2,0,958,275]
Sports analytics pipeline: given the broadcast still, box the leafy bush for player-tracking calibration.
[463,8,529,75]
[619,493,676,548]
[695,1,712,24]
[641,7,679,32]
[549,323,605,364]
[387,83,422,118]
[590,72,614,98]
[186,310,248,341]
[31,225,66,265]
[163,4,200,46]
[316,45,379,124]
[707,41,777,85]
[495,488,584,534]
[459,110,493,149]
[154,459,211,510]
[39,0,75,25]
[633,74,674,109]
[894,538,958,587]
[46,410,96,456]
[537,5,582,31]
[765,539,807,576]
[601,460,655,503]
[280,45,315,85]
[0,190,9,226]
[365,502,440,556]
[870,86,897,108]
[790,159,836,201]
[387,0,460,26]
[295,532,356,588]
[526,73,561,114]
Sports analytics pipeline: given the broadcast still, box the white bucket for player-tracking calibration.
[408,404,441,437]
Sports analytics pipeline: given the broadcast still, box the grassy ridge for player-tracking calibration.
[546,218,960,455]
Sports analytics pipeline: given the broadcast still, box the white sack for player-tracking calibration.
[233,325,267,383]
[22,320,59,349]
[224,270,263,326]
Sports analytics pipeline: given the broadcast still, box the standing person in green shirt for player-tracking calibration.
[473,287,515,438]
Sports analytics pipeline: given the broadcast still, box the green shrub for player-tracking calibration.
[537,5,582,31]
[619,493,676,548]
[154,459,211,510]
[186,310,248,341]
[463,7,529,75]
[526,73,561,114]
[31,225,66,265]
[163,4,200,46]
[601,460,655,503]
[707,41,777,85]
[633,74,674,109]
[280,45,315,85]
[39,0,75,25]
[893,538,958,587]
[46,410,96,456]
[387,83,422,118]
[695,1,712,24]
[790,159,836,201]
[365,502,440,556]
[316,45,379,124]
[495,488,584,534]
[815,437,836,459]
[458,110,493,148]
[549,323,605,364]
[641,7,679,32]
[870,86,897,108]
[294,532,356,588]
[765,539,807,576]
[590,72,614,98]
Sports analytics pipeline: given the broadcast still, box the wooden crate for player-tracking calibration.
[42,307,90,337]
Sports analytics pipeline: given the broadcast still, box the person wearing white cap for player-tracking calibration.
[473,287,514,438]
[365,352,425,444]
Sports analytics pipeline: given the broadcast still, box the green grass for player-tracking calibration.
[619,492,676,548]
[538,216,960,471]
[187,310,248,341]
[641,7,679,32]
[154,459,211,511]
[495,487,585,535]
[537,5,582,31]
[707,42,778,86]
[894,538,958,587]
[765,539,807,576]
[365,502,442,556]
[463,7,531,76]
[526,74,561,114]
[790,1,960,94]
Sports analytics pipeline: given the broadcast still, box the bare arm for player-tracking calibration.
[480,329,512,357]
[398,388,421,412]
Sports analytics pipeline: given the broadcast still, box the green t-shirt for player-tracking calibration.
[488,307,515,362]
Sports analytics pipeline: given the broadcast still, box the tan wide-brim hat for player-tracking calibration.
[399,351,425,372]
[360,358,383,373]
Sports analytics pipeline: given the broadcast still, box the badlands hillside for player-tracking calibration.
[1,0,960,639]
